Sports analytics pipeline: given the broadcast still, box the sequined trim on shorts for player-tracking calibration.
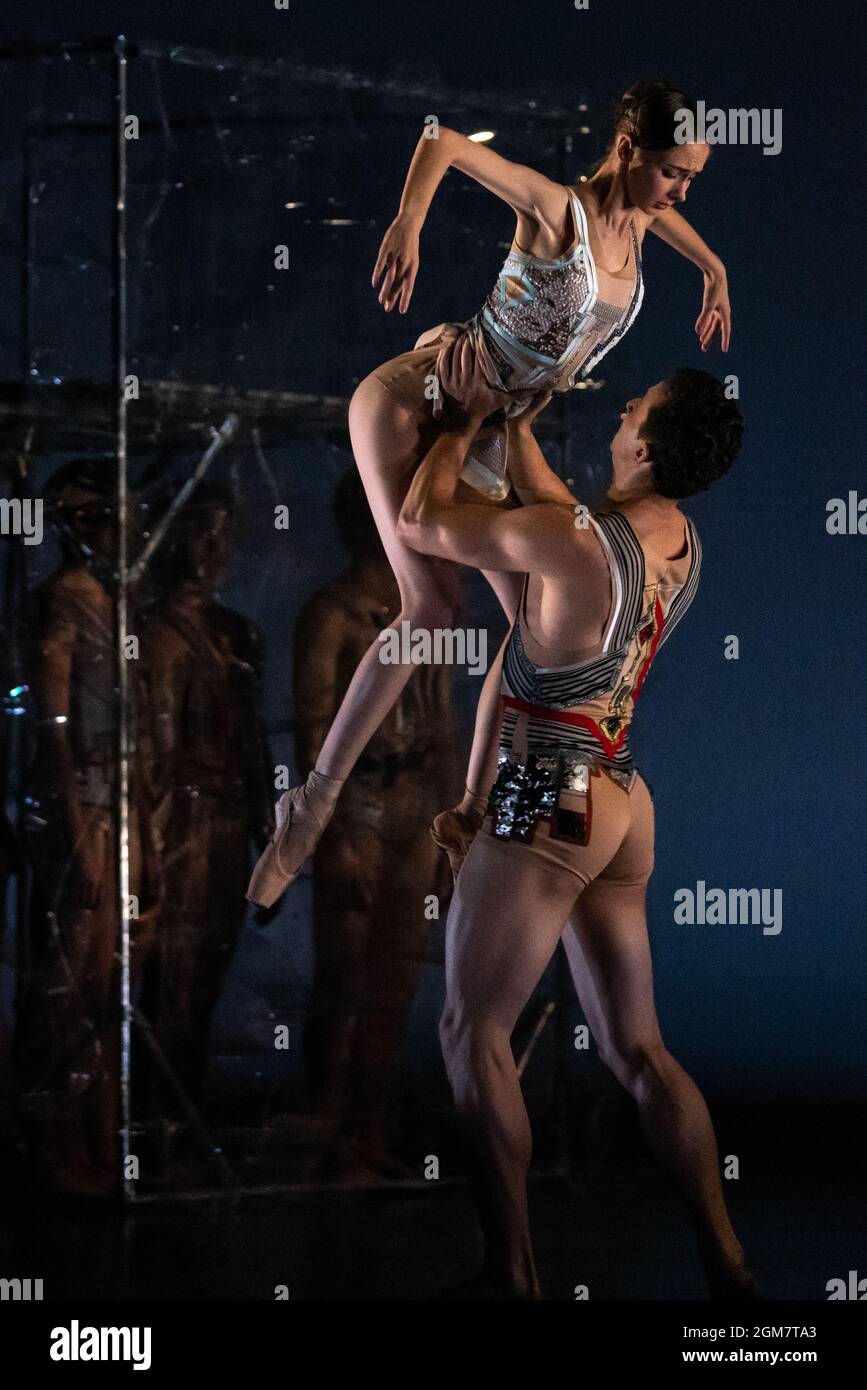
[487,747,636,841]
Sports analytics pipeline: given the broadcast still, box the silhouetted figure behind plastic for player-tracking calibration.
[296,468,460,1181]
[16,458,159,1196]
[140,483,274,1120]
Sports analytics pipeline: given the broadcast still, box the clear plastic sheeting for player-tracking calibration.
[0,40,608,1198]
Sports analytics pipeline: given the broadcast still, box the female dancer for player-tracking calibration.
[247,78,731,907]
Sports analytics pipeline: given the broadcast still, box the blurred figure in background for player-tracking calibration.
[140,482,274,1125]
[15,457,160,1196]
[295,468,460,1181]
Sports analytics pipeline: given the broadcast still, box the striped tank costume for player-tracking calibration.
[488,506,702,841]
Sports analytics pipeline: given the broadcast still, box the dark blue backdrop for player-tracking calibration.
[3,0,864,1103]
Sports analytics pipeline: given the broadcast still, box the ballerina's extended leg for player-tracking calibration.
[247,375,462,905]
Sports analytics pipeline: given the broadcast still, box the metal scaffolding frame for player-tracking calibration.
[0,34,587,1203]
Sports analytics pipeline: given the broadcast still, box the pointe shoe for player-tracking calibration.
[246,778,338,908]
[430,806,483,882]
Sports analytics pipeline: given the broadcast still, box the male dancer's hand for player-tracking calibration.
[436,332,510,426]
[512,389,554,430]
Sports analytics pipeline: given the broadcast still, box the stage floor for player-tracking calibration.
[2,1155,861,1301]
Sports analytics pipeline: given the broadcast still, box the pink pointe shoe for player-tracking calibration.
[246,771,342,908]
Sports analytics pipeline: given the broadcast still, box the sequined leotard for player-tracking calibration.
[372,187,645,499]
[453,187,644,496]
[488,507,701,837]
[469,186,644,395]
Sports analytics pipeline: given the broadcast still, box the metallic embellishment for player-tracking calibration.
[488,750,560,842]
[606,584,659,722]
[488,749,592,842]
[488,748,636,841]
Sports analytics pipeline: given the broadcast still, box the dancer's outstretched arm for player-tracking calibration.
[459,393,577,807]
[397,340,576,573]
[398,401,580,584]
[398,410,582,831]
[505,393,578,509]
[647,206,731,351]
[402,380,585,836]
[397,359,576,817]
[372,125,575,314]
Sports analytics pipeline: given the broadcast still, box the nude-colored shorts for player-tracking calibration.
[367,323,463,414]
[476,764,655,891]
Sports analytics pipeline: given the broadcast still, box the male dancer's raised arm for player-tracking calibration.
[397,342,585,574]
[505,393,579,508]
[397,341,599,878]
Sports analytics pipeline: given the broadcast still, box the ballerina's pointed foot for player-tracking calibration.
[246,776,340,908]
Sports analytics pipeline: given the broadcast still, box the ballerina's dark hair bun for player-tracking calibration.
[614,78,697,150]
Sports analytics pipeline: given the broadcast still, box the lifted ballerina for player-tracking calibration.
[248,78,731,908]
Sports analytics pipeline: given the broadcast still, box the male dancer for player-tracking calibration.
[396,335,761,1301]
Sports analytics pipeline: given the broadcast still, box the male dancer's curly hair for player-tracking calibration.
[642,368,744,499]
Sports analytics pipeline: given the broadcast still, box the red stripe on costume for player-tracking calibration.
[632,595,665,702]
[502,598,668,755]
[501,695,627,758]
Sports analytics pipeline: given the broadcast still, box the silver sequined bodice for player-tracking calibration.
[446,188,644,501]
[475,186,645,394]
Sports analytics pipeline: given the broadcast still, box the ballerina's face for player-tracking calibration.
[622,139,710,214]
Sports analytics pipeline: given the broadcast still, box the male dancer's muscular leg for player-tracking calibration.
[440,836,586,1297]
[561,777,746,1275]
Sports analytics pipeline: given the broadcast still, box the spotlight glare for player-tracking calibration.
[467,130,495,143]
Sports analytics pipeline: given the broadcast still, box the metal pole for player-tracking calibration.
[128,414,239,587]
[20,128,33,383]
[111,34,133,1204]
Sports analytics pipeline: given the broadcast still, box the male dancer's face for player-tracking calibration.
[607,380,670,496]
